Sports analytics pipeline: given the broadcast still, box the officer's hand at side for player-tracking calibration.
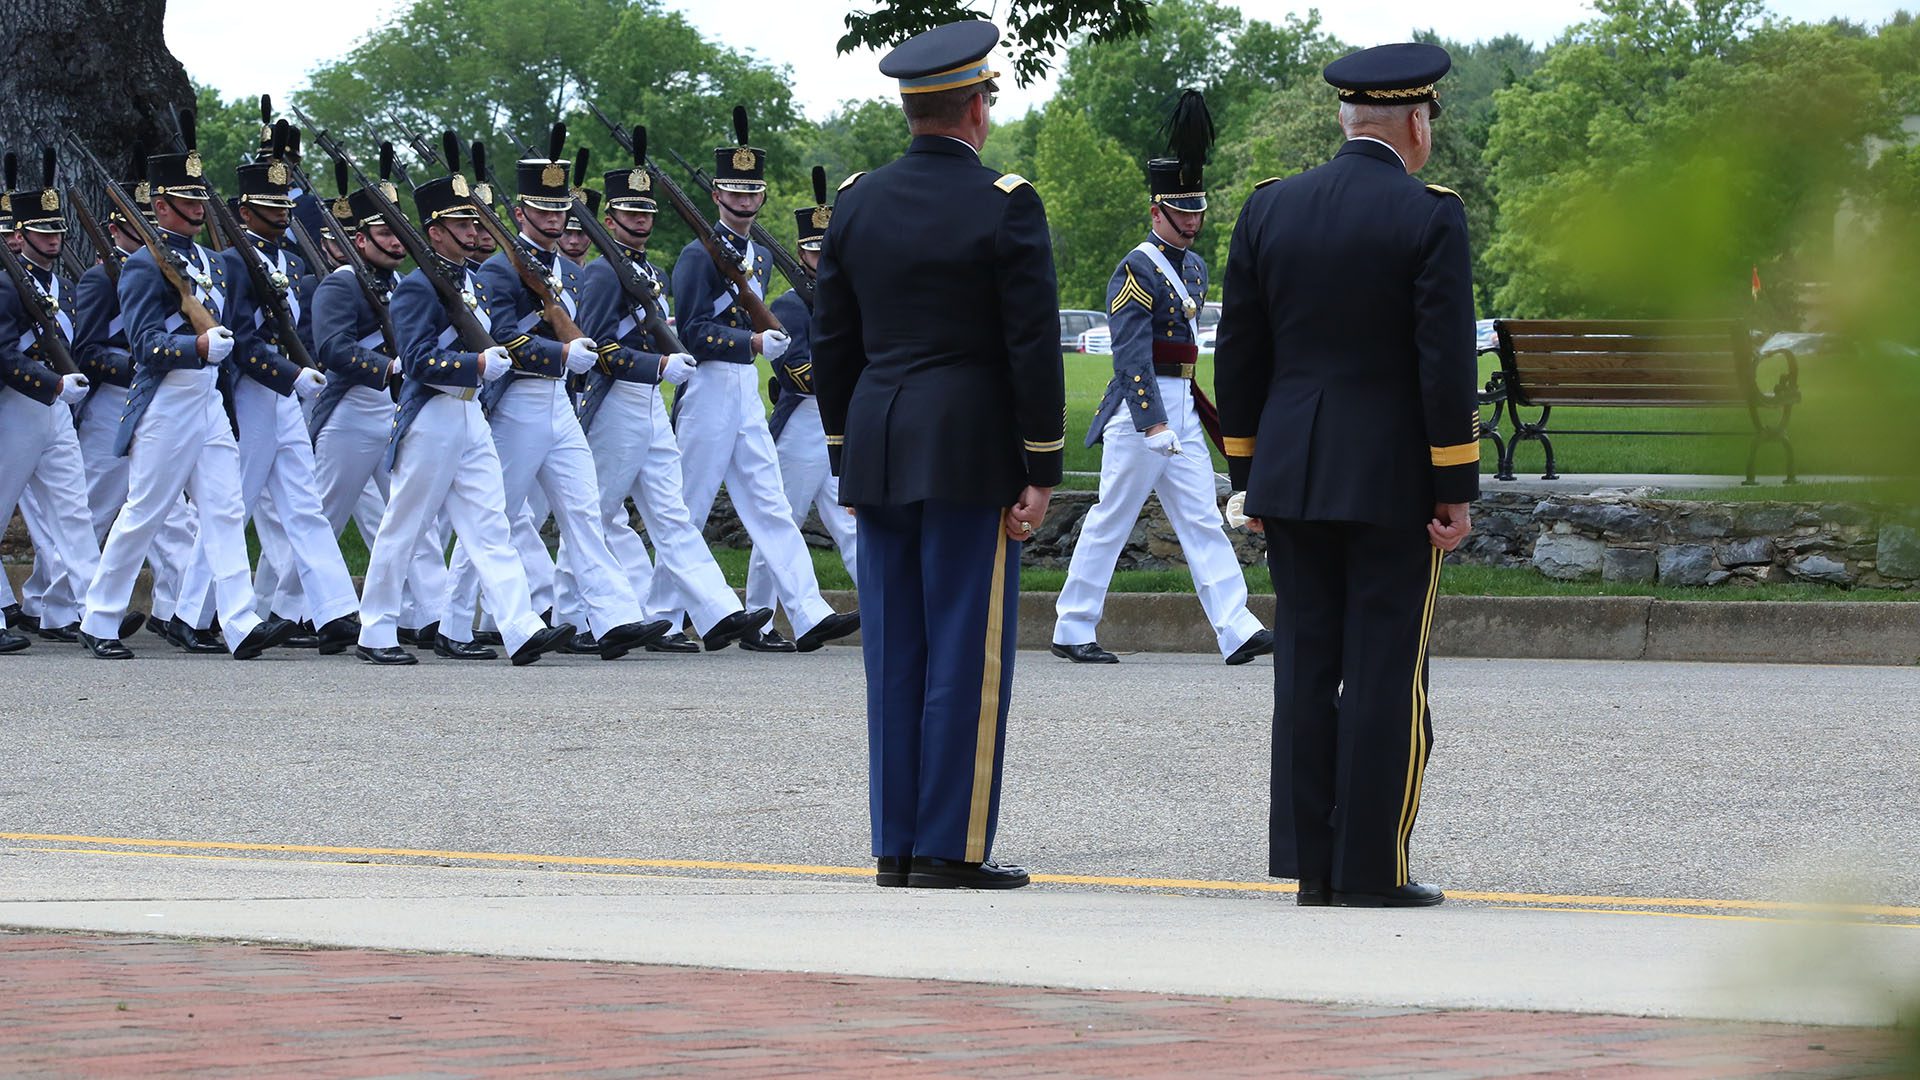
[660,352,697,385]
[1429,502,1472,551]
[479,345,511,382]
[294,367,327,400]
[201,326,234,362]
[1143,428,1179,457]
[761,329,790,361]
[564,337,599,374]
[58,372,90,405]
[1004,485,1052,541]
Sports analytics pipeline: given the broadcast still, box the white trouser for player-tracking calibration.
[77,383,196,621]
[14,489,75,625]
[446,489,554,639]
[443,379,638,639]
[359,393,543,653]
[1053,377,1264,657]
[83,368,262,648]
[310,387,449,625]
[175,378,359,631]
[660,360,832,637]
[745,397,857,616]
[557,382,742,636]
[0,389,101,629]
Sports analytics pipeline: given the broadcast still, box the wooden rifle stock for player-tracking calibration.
[667,147,815,310]
[65,136,220,336]
[0,237,79,376]
[67,185,119,286]
[464,195,586,343]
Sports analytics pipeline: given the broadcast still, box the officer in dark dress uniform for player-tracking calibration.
[1214,43,1478,908]
[814,19,1066,890]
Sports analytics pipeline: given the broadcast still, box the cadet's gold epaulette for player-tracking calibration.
[1426,183,1463,201]
[1253,176,1284,190]
[994,173,1031,194]
[838,171,867,192]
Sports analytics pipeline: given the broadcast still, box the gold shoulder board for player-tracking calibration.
[1253,176,1283,190]
[837,171,867,192]
[1426,183,1463,201]
[994,173,1031,194]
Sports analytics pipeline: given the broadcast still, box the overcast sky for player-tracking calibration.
[168,0,1910,121]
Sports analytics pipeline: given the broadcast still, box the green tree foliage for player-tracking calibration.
[191,83,270,180]
[836,0,1154,88]
[802,98,911,185]
[1033,105,1142,309]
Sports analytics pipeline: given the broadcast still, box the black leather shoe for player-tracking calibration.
[276,616,322,650]
[1296,879,1331,907]
[559,631,601,654]
[433,633,498,661]
[118,611,148,641]
[1331,882,1445,908]
[601,619,670,660]
[794,611,860,653]
[739,627,797,653]
[167,617,226,654]
[397,620,440,648]
[702,607,774,651]
[232,617,301,660]
[907,857,1031,890]
[3,605,38,633]
[1052,641,1118,664]
[146,614,169,638]
[0,628,32,653]
[510,623,576,666]
[315,615,360,655]
[1226,628,1276,666]
[80,631,134,659]
[646,631,702,653]
[876,856,910,888]
[357,645,419,666]
[36,622,80,643]
[472,628,505,646]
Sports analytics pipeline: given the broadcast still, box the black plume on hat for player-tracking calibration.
[633,124,647,166]
[3,152,15,191]
[179,108,197,151]
[573,147,589,184]
[42,147,55,188]
[380,141,395,181]
[287,126,302,164]
[272,119,290,160]
[334,158,350,198]
[471,140,487,178]
[1162,89,1214,188]
[130,142,147,181]
[811,165,827,206]
[547,122,566,163]
[732,105,749,146]
[260,94,272,128]
[441,131,461,174]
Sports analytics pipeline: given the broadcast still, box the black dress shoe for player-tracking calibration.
[3,606,39,633]
[118,611,148,641]
[559,631,601,654]
[907,857,1031,890]
[739,627,797,653]
[702,607,774,651]
[146,614,169,638]
[1226,628,1276,666]
[232,617,301,661]
[876,856,910,888]
[510,623,576,666]
[1331,882,1445,908]
[277,616,322,650]
[1051,641,1118,664]
[315,615,360,656]
[601,619,670,660]
[433,633,498,661]
[794,611,860,653]
[0,628,32,654]
[80,631,134,659]
[36,622,80,643]
[472,628,505,646]
[646,631,702,653]
[167,617,226,654]
[1296,879,1331,907]
[356,645,419,666]
[397,620,440,648]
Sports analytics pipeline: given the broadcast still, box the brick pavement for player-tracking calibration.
[0,931,1906,1078]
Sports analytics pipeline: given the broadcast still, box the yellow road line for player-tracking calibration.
[6,831,1917,921]
[1504,905,1920,930]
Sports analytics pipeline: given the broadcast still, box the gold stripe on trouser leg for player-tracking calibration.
[1396,546,1443,885]
[964,524,1012,863]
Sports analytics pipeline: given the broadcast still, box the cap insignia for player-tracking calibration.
[40,190,60,212]
[185,152,203,178]
[267,161,289,186]
[732,147,757,171]
[541,163,566,188]
[450,175,470,197]
[811,206,830,229]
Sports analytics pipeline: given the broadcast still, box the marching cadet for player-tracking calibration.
[1214,43,1477,908]
[448,133,666,660]
[564,136,774,652]
[0,150,106,650]
[69,148,202,647]
[814,20,1065,889]
[556,187,594,265]
[80,116,297,660]
[1051,91,1272,668]
[0,189,25,654]
[168,126,362,654]
[664,106,859,653]
[741,168,858,649]
[354,150,574,666]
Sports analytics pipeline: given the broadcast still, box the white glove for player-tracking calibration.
[660,352,697,386]
[565,337,599,374]
[1143,428,1180,457]
[761,329,790,361]
[479,345,511,382]
[204,326,234,363]
[294,367,327,400]
[1225,491,1250,529]
[58,372,90,405]
[387,356,403,377]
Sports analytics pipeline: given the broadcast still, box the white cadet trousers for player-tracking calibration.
[557,382,742,636]
[83,367,262,647]
[1053,377,1265,657]
[443,379,639,639]
[446,488,553,638]
[12,490,79,626]
[660,360,832,637]
[174,378,360,630]
[745,396,857,616]
[358,393,544,653]
[0,389,101,628]
[77,384,196,621]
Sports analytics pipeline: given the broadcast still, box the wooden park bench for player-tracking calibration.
[1479,319,1801,484]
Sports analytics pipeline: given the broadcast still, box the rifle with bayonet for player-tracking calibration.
[301,119,496,354]
[555,127,683,355]
[0,152,79,376]
[666,146,815,311]
[67,181,119,285]
[63,134,221,337]
[455,127,586,342]
[581,97,782,334]
[317,153,402,367]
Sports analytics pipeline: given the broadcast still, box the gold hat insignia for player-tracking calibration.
[474,181,491,203]
[133,181,152,203]
[450,175,470,197]
[811,206,830,229]
[185,151,203,178]
[630,167,650,193]
[332,198,353,220]
[41,190,60,212]
[380,181,398,201]
[541,162,566,188]
[267,161,289,186]
[732,147,757,172]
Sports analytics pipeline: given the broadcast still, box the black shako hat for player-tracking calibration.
[11,149,67,234]
[1147,89,1214,213]
[112,142,157,225]
[236,120,297,209]
[338,143,401,229]
[604,123,657,212]
[515,122,575,212]
[793,165,829,250]
[412,131,480,225]
[149,109,210,201]
[1323,42,1451,115]
[713,106,765,194]
[879,19,1000,96]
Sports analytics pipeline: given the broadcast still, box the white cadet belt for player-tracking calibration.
[15,273,73,352]
[1136,241,1200,342]
[162,243,225,332]
[709,234,762,318]
[248,239,302,332]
